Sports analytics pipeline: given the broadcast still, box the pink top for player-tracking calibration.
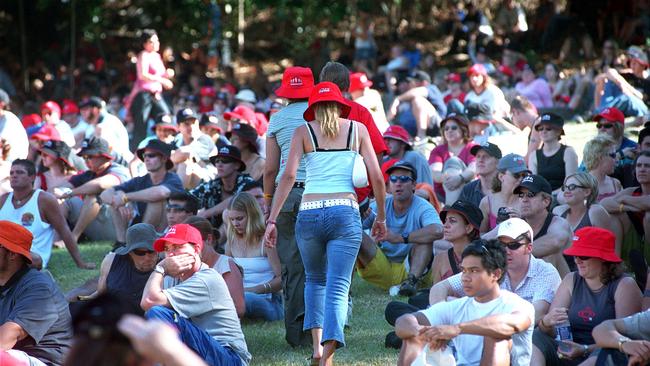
[515,78,552,109]
[428,142,477,198]
[134,50,166,94]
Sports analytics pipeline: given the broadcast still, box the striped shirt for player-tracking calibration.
[267,102,308,183]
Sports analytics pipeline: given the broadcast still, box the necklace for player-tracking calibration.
[13,190,34,205]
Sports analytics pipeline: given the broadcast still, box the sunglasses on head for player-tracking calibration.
[143,153,161,159]
[389,175,414,183]
[132,249,155,256]
[596,123,614,129]
[562,183,587,192]
[444,125,459,131]
[534,125,555,132]
[518,191,537,199]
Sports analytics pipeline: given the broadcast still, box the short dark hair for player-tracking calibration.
[638,127,650,146]
[168,191,200,214]
[461,239,507,283]
[140,29,157,45]
[12,159,36,176]
[319,62,350,92]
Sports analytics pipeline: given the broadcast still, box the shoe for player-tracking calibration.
[398,274,418,297]
[385,331,402,349]
[308,356,321,366]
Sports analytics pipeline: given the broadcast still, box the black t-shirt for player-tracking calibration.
[0,267,72,366]
[68,162,130,188]
[622,72,650,103]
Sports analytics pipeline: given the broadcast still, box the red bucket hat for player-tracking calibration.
[303,82,352,122]
[593,107,625,126]
[153,223,203,253]
[383,125,412,149]
[564,227,622,263]
[275,66,314,99]
[0,220,33,263]
[349,72,373,93]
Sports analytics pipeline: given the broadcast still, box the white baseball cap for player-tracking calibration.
[497,218,534,241]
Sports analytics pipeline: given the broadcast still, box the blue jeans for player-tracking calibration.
[244,292,284,321]
[598,79,649,117]
[145,306,243,366]
[296,205,362,347]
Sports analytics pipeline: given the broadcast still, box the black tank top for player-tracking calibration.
[536,144,567,191]
[106,254,154,314]
[568,274,622,345]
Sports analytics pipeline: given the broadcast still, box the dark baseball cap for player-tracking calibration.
[385,160,417,181]
[441,113,469,127]
[406,70,431,84]
[79,96,103,109]
[77,136,112,158]
[209,145,246,171]
[466,103,492,123]
[440,200,483,230]
[176,108,197,123]
[497,153,530,174]
[470,141,502,159]
[152,113,179,133]
[513,174,552,195]
[537,112,564,133]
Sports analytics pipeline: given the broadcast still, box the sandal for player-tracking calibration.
[308,356,321,366]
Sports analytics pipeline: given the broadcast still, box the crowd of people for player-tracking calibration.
[0,6,649,365]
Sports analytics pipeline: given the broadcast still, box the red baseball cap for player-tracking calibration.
[349,72,373,93]
[467,64,488,77]
[275,66,314,99]
[446,73,462,83]
[303,82,352,122]
[224,105,257,125]
[498,65,514,78]
[0,220,33,263]
[593,107,625,125]
[200,86,216,98]
[383,125,412,148]
[41,101,61,116]
[31,124,61,141]
[21,113,42,129]
[62,99,79,115]
[564,227,621,263]
[153,224,204,253]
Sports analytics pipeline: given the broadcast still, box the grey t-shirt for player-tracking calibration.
[0,267,72,366]
[623,309,650,340]
[163,265,251,365]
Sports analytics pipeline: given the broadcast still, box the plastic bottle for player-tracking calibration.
[556,320,573,352]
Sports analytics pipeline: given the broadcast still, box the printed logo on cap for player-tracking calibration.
[541,114,551,121]
[573,235,579,241]
[183,108,192,115]
[318,87,331,93]
[522,175,534,184]
[359,75,369,83]
[81,140,89,148]
[44,140,54,148]
[289,77,303,86]
[219,147,230,154]
[161,115,172,123]
[168,226,177,235]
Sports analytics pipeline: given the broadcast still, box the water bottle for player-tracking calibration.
[556,321,573,353]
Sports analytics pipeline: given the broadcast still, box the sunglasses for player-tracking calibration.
[132,249,155,256]
[143,153,161,159]
[499,241,527,251]
[518,191,537,199]
[576,256,593,261]
[596,123,614,129]
[389,175,414,183]
[444,125,459,131]
[512,172,529,179]
[562,184,587,192]
[534,125,556,132]
[166,204,189,213]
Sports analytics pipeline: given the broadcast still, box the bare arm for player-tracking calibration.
[266,127,305,223]
[563,146,579,177]
[528,150,538,174]
[589,205,623,255]
[96,252,116,295]
[614,277,642,318]
[532,300,551,326]
[358,124,386,222]
[429,278,455,305]
[263,136,281,211]
[408,223,443,245]
[66,174,122,197]
[457,310,532,339]
[479,196,491,233]
[140,271,171,311]
[0,322,28,350]
[222,259,245,318]
[531,216,571,258]
[395,86,430,103]
[600,187,636,213]
[538,273,574,336]
[395,312,431,339]
[125,185,172,203]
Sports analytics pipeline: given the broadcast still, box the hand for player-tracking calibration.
[419,324,461,344]
[114,191,128,208]
[443,174,463,190]
[117,315,183,363]
[77,261,96,270]
[387,99,399,120]
[506,207,521,219]
[557,340,587,360]
[622,340,650,364]
[383,229,401,244]
[161,78,174,90]
[118,205,134,223]
[371,221,386,241]
[161,254,196,277]
[264,223,277,248]
[544,307,568,327]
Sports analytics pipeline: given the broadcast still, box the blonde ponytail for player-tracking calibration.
[314,102,341,139]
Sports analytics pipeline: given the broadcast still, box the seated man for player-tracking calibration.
[357,161,443,297]
[395,239,534,366]
[171,108,216,189]
[0,221,73,366]
[166,191,200,228]
[592,309,650,366]
[430,218,561,325]
[382,125,433,185]
[100,139,183,245]
[457,141,501,208]
[56,136,131,242]
[191,145,256,227]
[141,224,251,365]
[0,159,94,269]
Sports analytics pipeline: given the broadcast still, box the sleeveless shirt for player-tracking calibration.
[106,254,153,313]
[568,274,622,345]
[536,145,567,191]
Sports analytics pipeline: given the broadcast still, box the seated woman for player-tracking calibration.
[77,223,160,313]
[428,114,477,204]
[229,123,264,181]
[184,215,245,318]
[529,113,579,195]
[225,192,283,321]
[479,153,529,232]
[35,140,77,192]
[582,135,622,202]
[464,63,511,119]
[532,227,641,366]
[515,64,553,110]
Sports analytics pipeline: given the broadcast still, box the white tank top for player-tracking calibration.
[233,245,275,298]
[0,190,55,267]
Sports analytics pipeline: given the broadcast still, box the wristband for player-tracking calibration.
[263,193,273,199]
[266,219,276,226]
[122,194,129,205]
[375,219,386,224]
[619,203,625,213]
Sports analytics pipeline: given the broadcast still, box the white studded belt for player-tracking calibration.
[299,199,359,211]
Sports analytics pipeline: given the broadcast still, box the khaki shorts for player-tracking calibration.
[357,246,432,290]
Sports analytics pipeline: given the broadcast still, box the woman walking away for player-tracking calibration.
[264,82,386,366]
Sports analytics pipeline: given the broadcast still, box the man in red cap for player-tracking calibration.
[593,107,638,162]
[61,99,88,147]
[349,72,389,133]
[141,223,251,365]
[0,88,28,162]
[40,101,75,147]
[0,220,73,366]
[383,125,432,185]
[0,159,94,270]
[263,65,315,346]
